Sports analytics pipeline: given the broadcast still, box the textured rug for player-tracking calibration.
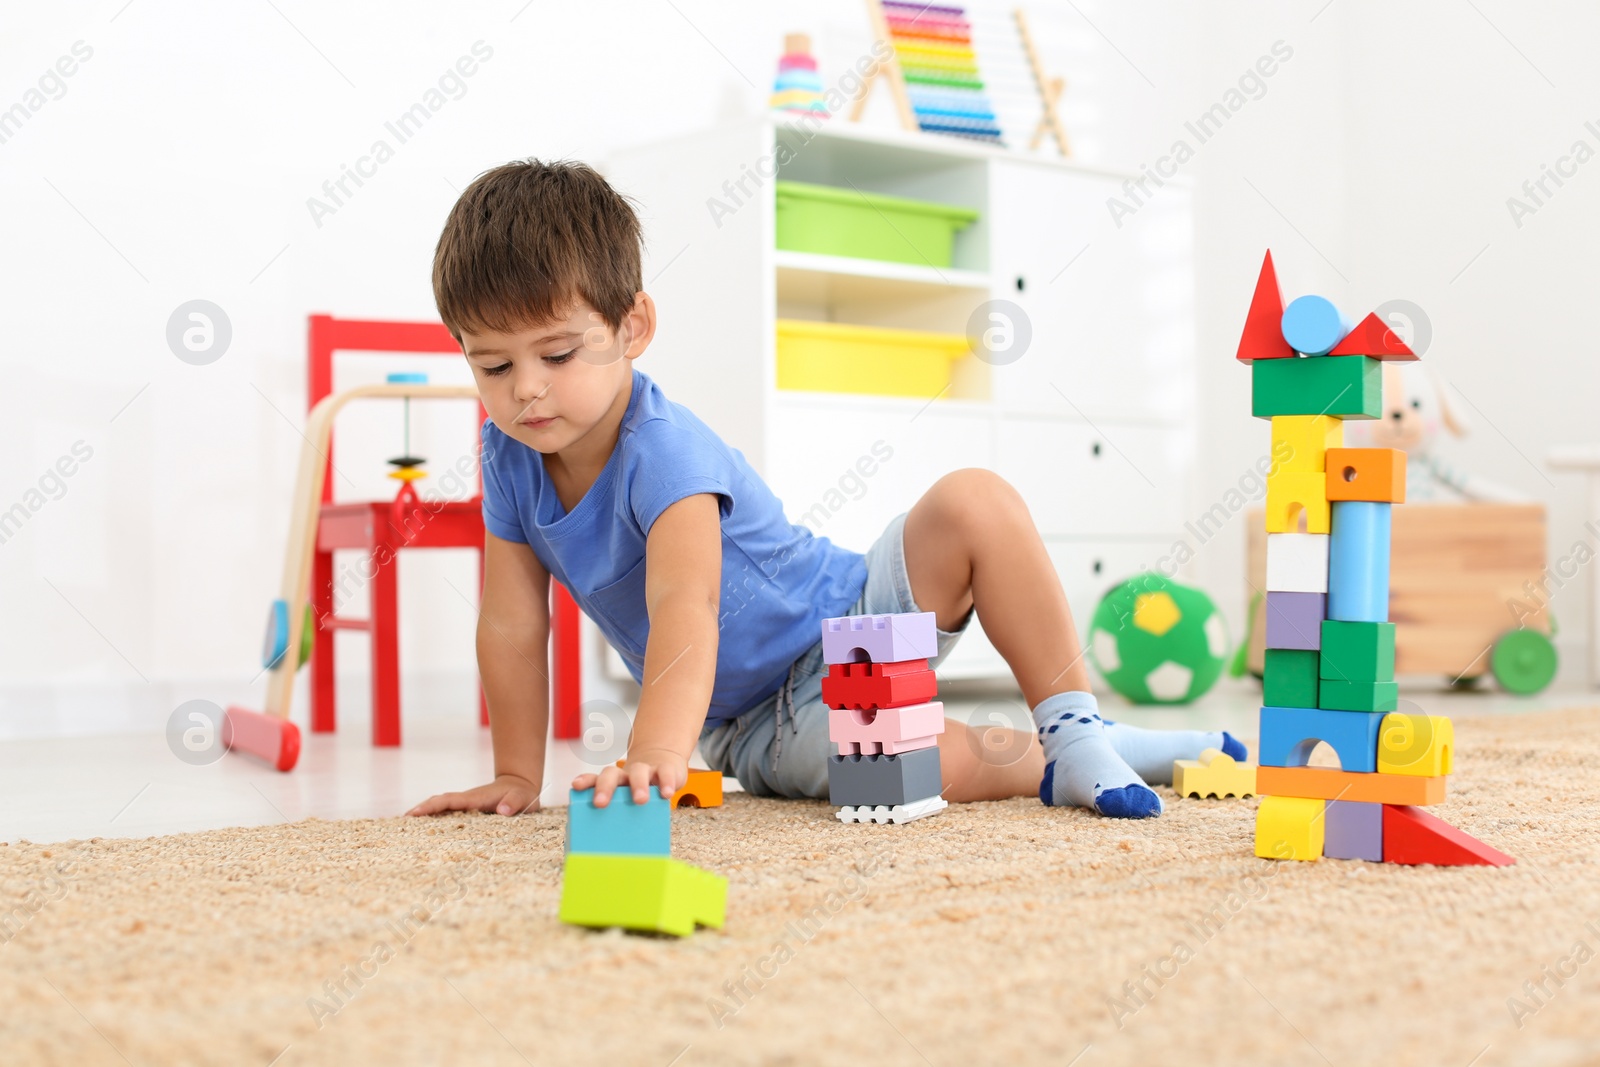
[3,709,1598,1067]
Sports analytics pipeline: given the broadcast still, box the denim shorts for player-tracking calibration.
[696,510,973,799]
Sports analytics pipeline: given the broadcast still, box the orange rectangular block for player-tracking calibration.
[1326,448,1406,503]
[672,769,724,810]
[1256,764,1445,805]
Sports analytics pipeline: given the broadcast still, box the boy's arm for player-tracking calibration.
[407,531,550,816]
[576,492,722,807]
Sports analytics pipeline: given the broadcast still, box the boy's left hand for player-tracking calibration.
[573,747,688,808]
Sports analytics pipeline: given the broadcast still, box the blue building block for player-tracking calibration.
[1328,501,1391,622]
[1280,295,1350,356]
[1258,705,1385,773]
[566,786,670,856]
[1324,799,1383,861]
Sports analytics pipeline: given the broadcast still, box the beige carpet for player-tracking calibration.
[3,709,1599,1067]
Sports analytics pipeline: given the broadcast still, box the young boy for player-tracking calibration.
[407,160,1241,822]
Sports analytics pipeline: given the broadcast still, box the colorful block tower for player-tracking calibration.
[559,786,728,936]
[821,610,948,823]
[1238,251,1514,867]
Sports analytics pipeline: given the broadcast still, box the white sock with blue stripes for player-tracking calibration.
[1033,691,1162,819]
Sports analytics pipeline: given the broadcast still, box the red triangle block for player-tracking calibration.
[1237,251,1296,363]
[1382,804,1515,866]
[1328,311,1418,361]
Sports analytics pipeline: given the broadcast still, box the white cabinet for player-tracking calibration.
[605,116,1195,683]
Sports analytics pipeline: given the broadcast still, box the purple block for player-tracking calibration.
[1324,799,1383,861]
[821,612,938,666]
[1265,591,1325,650]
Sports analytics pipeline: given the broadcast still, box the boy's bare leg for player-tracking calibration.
[937,721,1042,803]
[902,469,1162,815]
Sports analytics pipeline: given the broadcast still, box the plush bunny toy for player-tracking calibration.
[1343,362,1528,503]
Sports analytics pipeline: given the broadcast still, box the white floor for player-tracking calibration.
[0,674,1588,846]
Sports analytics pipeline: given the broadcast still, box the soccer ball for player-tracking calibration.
[1087,574,1229,705]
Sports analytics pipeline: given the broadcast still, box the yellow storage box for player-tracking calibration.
[776,319,972,398]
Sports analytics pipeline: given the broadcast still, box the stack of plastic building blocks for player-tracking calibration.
[821,610,948,824]
[558,786,728,936]
[1238,251,1513,867]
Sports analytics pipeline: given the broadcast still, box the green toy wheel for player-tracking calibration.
[299,603,315,668]
[1491,629,1557,695]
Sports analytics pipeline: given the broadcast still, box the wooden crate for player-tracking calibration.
[1247,504,1549,680]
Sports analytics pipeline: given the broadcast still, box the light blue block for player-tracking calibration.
[1258,705,1385,773]
[1328,501,1391,622]
[566,786,670,856]
[1280,295,1350,356]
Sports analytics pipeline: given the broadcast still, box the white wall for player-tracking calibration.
[1,0,1592,741]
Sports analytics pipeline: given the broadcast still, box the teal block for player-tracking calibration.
[1252,356,1382,419]
[566,786,670,856]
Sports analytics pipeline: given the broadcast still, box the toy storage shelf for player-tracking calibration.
[605,114,1195,681]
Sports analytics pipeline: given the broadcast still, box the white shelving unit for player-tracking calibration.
[601,114,1196,681]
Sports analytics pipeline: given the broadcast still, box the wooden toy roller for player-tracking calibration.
[226,382,478,771]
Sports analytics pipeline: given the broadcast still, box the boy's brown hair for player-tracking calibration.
[432,158,642,339]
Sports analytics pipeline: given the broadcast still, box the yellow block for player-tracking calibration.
[1266,470,1330,533]
[1173,748,1257,799]
[1255,795,1325,861]
[1378,713,1454,777]
[1270,415,1344,473]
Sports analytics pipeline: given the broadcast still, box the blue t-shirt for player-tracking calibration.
[480,368,868,723]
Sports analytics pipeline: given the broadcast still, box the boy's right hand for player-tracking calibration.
[406,773,540,817]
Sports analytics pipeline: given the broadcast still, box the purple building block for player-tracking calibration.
[821,611,938,666]
[1324,799,1383,861]
[1265,591,1326,650]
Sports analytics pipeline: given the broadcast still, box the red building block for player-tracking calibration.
[1328,312,1418,361]
[1236,250,1296,362]
[1382,805,1515,867]
[820,659,936,710]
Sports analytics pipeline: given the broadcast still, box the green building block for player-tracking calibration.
[1253,356,1382,420]
[1318,679,1399,712]
[1319,620,1396,682]
[559,854,727,937]
[1263,648,1319,708]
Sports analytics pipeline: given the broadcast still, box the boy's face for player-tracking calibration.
[460,294,655,455]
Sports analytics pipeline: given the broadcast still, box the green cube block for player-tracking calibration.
[1317,679,1399,712]
[559,854,727,938]
[1263,648,1320,707]
[1253,356,1382,419]
[1319,621,1396,682]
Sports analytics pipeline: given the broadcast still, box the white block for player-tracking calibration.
[835,796,948,824]
[1266,533,1329,593]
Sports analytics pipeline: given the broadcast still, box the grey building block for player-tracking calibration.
[827,746,943,807]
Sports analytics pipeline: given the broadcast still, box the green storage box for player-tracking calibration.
[774,180,979,268]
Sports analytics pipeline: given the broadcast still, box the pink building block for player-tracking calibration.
[828,700,946,756]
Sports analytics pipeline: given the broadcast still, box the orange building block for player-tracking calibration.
[1326,448,1407,503]
[1257,765,1446,805]
[672,769,724,810]
[612,763,725,810]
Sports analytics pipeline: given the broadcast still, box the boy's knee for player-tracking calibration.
[927,469,1028,530]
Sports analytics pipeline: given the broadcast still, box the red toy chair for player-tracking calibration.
[224,314,583,770]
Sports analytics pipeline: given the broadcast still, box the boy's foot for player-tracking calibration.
[1033,692,1162,819]
[1099,720,1248,786]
